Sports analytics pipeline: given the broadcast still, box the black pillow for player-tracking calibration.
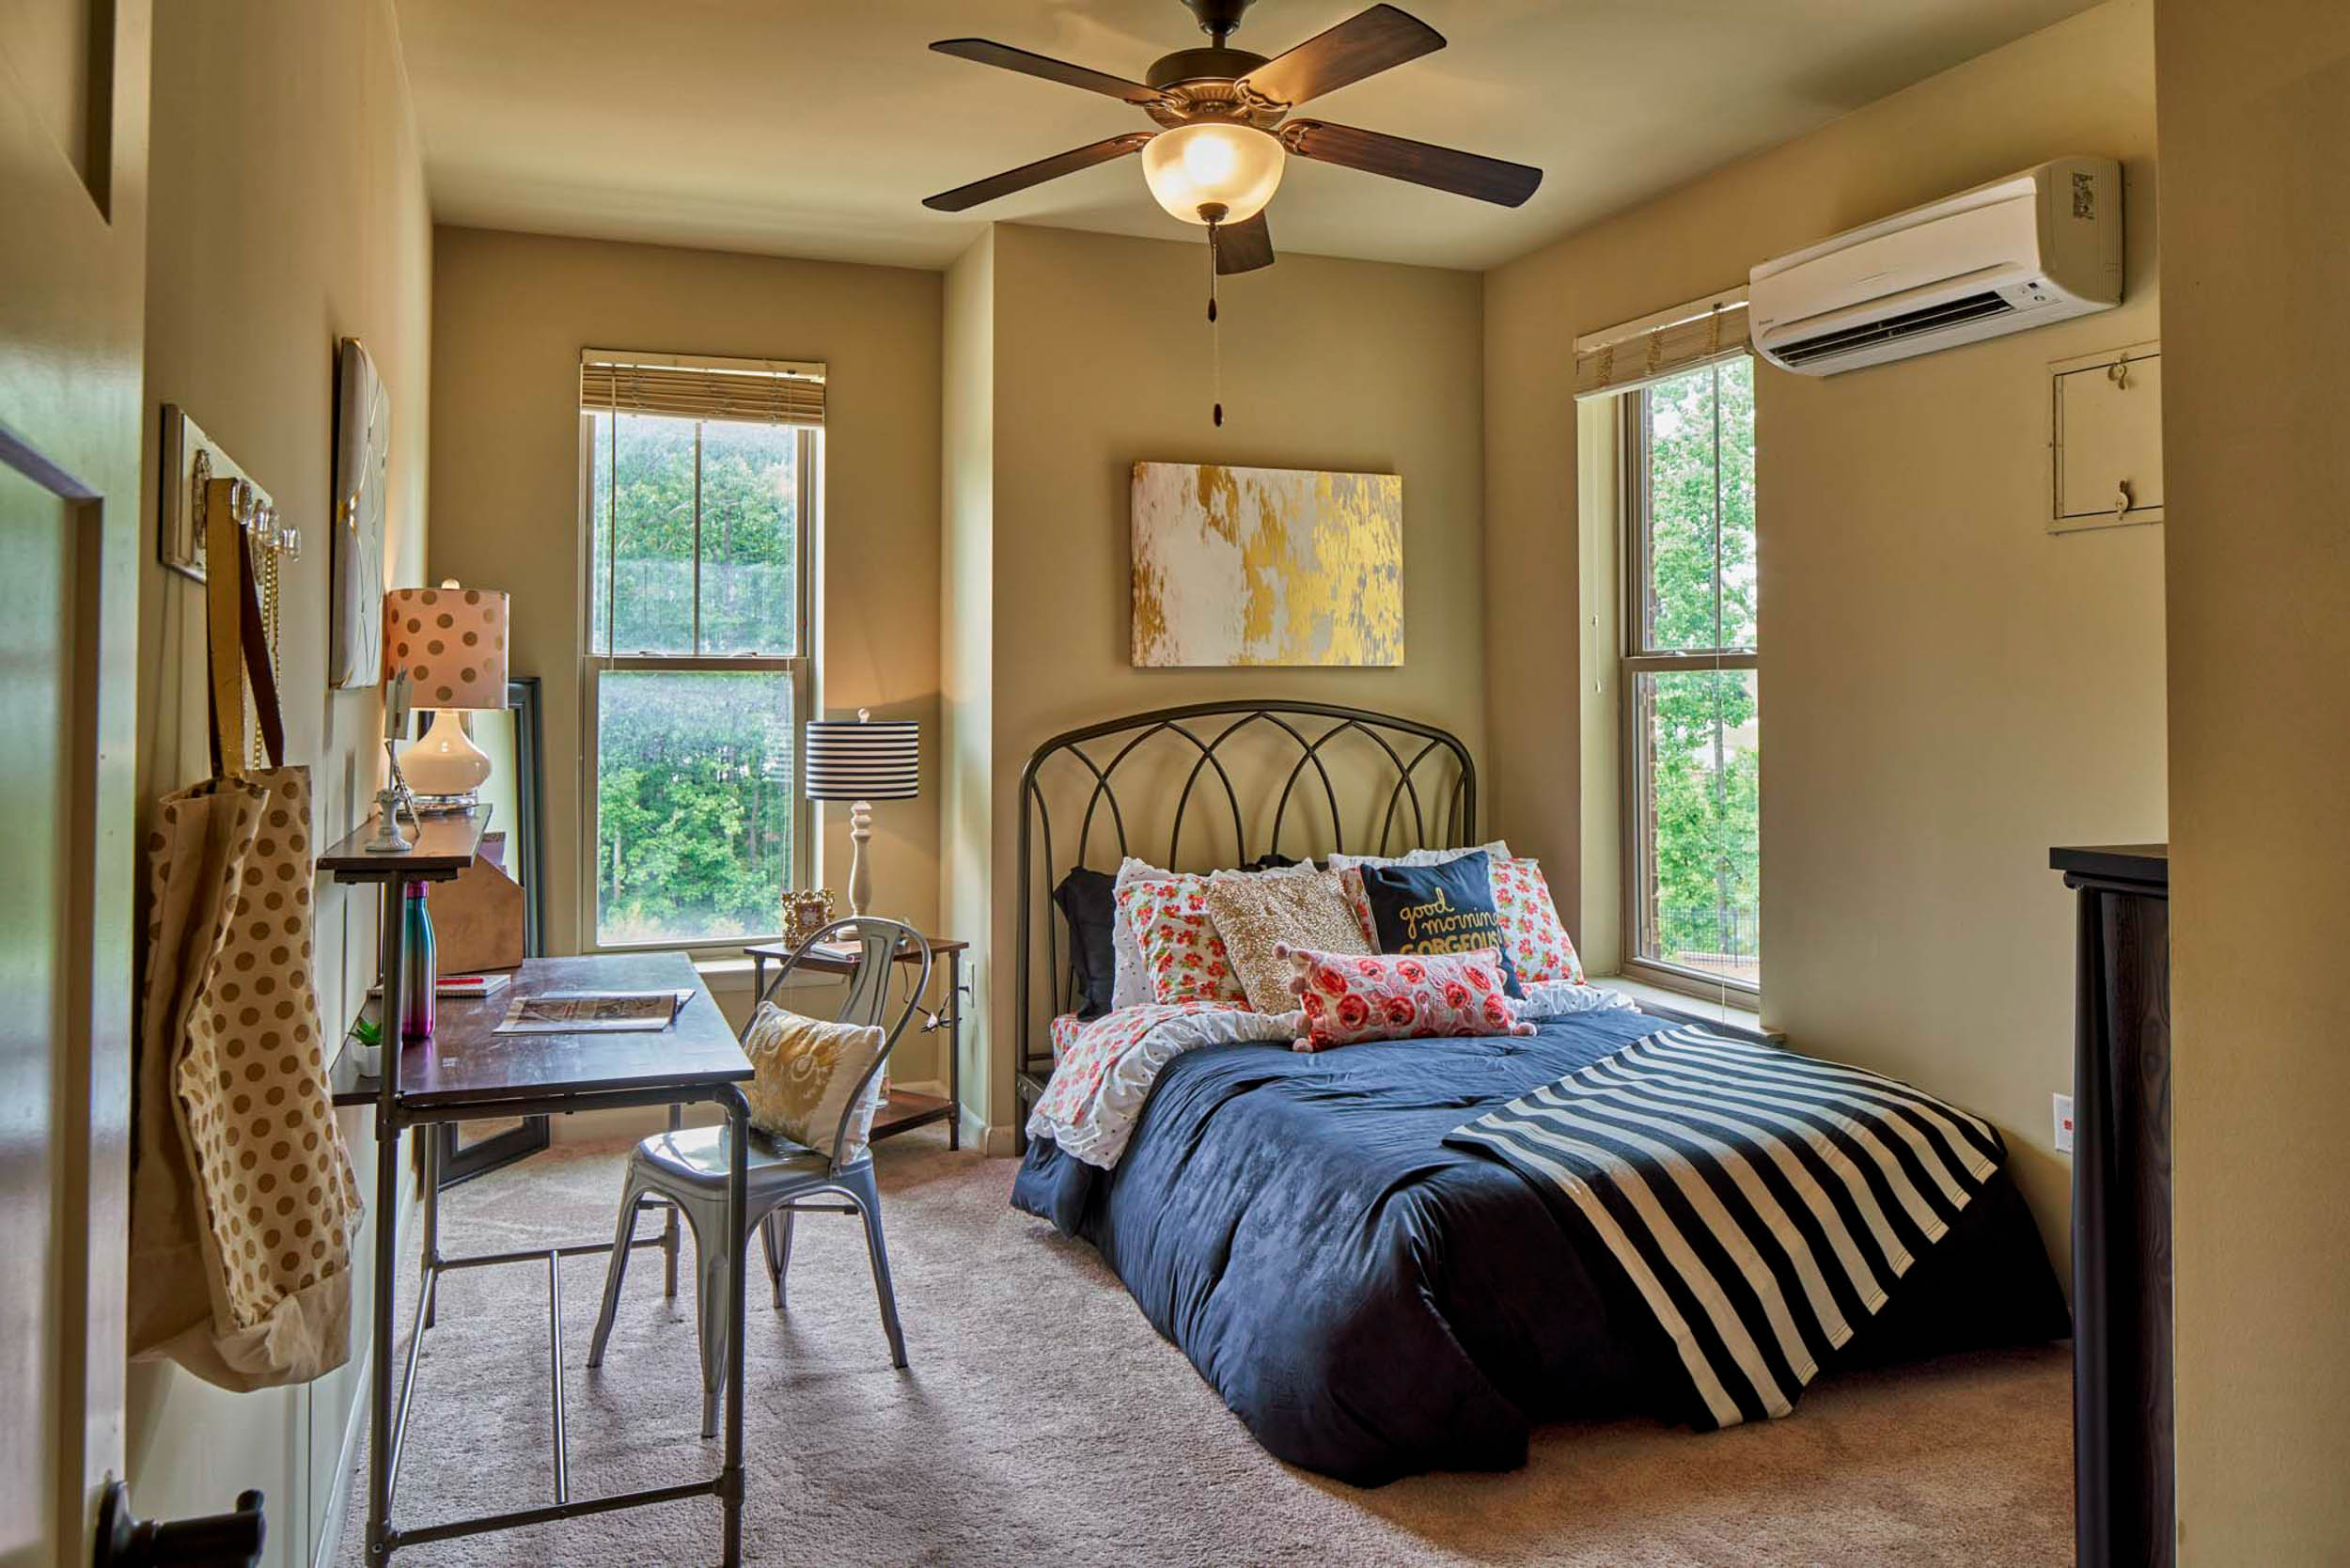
[1243,852,1302,871]
[1355,851,1524,997]
[1053,867,1120,1019]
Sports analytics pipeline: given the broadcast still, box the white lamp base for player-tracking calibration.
[845,800,873,920]
[399,709,492,813]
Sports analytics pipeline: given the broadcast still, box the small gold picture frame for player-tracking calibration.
[782,888,836,949]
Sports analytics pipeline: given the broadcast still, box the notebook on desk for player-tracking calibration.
[493,988,695,1036]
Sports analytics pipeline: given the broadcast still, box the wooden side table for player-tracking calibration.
[744,935,968,1151]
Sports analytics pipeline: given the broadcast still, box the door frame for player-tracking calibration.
[0,2,155,1558]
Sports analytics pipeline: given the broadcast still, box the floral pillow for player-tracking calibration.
[1116,874,1249,1007]
[1334,866,1381,948]
[1492,857,1586,986]
[1279,945,1534,1053]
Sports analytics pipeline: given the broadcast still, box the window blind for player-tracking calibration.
[1573,289,1749,401]
[580,348,826,427]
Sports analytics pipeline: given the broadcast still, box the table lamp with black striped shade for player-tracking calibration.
[804,710,920,921]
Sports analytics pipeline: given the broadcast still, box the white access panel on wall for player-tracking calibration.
[2051,341,2162,531]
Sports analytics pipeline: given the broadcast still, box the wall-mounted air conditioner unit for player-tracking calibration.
[1748,157,2122,376]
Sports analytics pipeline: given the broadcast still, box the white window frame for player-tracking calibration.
[1618,359,1761,999]
[576,410,818,955]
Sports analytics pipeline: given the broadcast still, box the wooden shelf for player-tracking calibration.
[870,1088,954,1141]
[320,806,490,879]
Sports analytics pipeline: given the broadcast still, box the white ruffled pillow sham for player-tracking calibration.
[1514,980,1637,1019]
[1323,839,1512,872]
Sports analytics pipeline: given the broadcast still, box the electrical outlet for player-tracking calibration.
[2053,1092,2075,1154]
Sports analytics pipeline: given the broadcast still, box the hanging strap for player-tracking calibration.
[204,479,286,777]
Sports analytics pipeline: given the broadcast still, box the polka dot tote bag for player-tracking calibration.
[128,499,360,1389]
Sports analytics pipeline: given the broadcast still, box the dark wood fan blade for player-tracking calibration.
[1236,5,1444,109]
[931,39,1167,105]
[923,133,1157,212]
[1279,119,1543,207]
[1216,213,1275,274]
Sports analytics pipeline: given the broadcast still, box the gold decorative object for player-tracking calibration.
[782,888,836,949]
[1132,461,1402,667]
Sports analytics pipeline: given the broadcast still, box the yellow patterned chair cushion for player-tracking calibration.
[740,1002,888,1163]
[1204,867,1374,1015]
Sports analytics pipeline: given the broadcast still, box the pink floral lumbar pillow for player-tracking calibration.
[1278,944,1534,1053]
[1117,874,1249,1007]
[1491,857,1586,986]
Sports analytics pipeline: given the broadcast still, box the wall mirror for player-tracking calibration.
[427,676,550,1185]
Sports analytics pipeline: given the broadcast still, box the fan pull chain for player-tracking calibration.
[1206,220,1224,428]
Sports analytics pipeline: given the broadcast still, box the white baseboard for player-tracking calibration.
[973,1114,1015,1157]
[313,1343,372,1568]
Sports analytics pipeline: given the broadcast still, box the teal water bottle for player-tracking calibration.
[401,879,436,1043]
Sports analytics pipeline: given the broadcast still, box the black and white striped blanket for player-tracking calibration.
[1446,1024,2005,1430]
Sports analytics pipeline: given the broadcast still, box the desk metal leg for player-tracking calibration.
[947,949,962,1152]
[366,881,408,1567]
[421,1131,441,1330]
[721,1085,748,1566]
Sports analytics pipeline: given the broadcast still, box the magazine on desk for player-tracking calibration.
[494,988,696,1035]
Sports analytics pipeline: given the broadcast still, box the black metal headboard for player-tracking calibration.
[1013,700,1478,1084]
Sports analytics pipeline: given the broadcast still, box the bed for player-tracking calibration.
[1007,702,2068,1486]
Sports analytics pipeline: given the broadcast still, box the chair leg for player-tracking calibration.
[588,1171,650,1370]
[842,1168,908,1370]
[662,1106,684,1299]
[686,1185,732,1441]
[758,1211,785,1310]
[773,1209,796,1310]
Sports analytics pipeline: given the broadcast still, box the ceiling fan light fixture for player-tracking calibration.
[1141,122,1285,225]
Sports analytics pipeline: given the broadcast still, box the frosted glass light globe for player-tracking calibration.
[1142,123,1285,225]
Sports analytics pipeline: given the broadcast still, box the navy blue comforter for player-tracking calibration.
[1010,1010,2068,1485]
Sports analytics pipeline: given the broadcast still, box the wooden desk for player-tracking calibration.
[325,808,753,1568]
[406,951,748,1110]
[744,935,968,1150]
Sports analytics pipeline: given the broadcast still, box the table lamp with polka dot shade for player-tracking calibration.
[384,580,509,811]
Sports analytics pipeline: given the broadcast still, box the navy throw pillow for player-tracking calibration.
[1053,867,1119,1019]
[1355,851,1524,998]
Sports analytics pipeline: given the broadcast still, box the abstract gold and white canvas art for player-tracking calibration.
[1131,461,1402,667]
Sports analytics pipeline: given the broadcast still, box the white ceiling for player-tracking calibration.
[393,0,2103,273]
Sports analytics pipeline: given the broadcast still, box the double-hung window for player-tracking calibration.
[1621,353,1760,993]
[580,351,822,949]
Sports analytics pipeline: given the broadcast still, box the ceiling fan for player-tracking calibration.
[921,0,1544,276]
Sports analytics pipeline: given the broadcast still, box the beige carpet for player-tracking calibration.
[334,1129,2072,1567]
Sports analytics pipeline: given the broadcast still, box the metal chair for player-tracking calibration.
[586,918,932,1438]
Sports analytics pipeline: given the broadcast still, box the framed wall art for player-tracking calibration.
[331,336,390,688]
[1131,460,1402,667]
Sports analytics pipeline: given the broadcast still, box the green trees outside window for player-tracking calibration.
[587,408,812,946]
[1630,357,1760,987]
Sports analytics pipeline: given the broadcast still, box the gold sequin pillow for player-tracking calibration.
[741,1002,888,1162]
[1204,868,1373,1014]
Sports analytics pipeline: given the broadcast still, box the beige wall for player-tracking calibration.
[969,222,1487,1129]
[938,231,995,1137]
[2156,2,2350,1557]
[1483,0,2165,1267]
[426,227,949,1074]
[127,1,432,1563]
